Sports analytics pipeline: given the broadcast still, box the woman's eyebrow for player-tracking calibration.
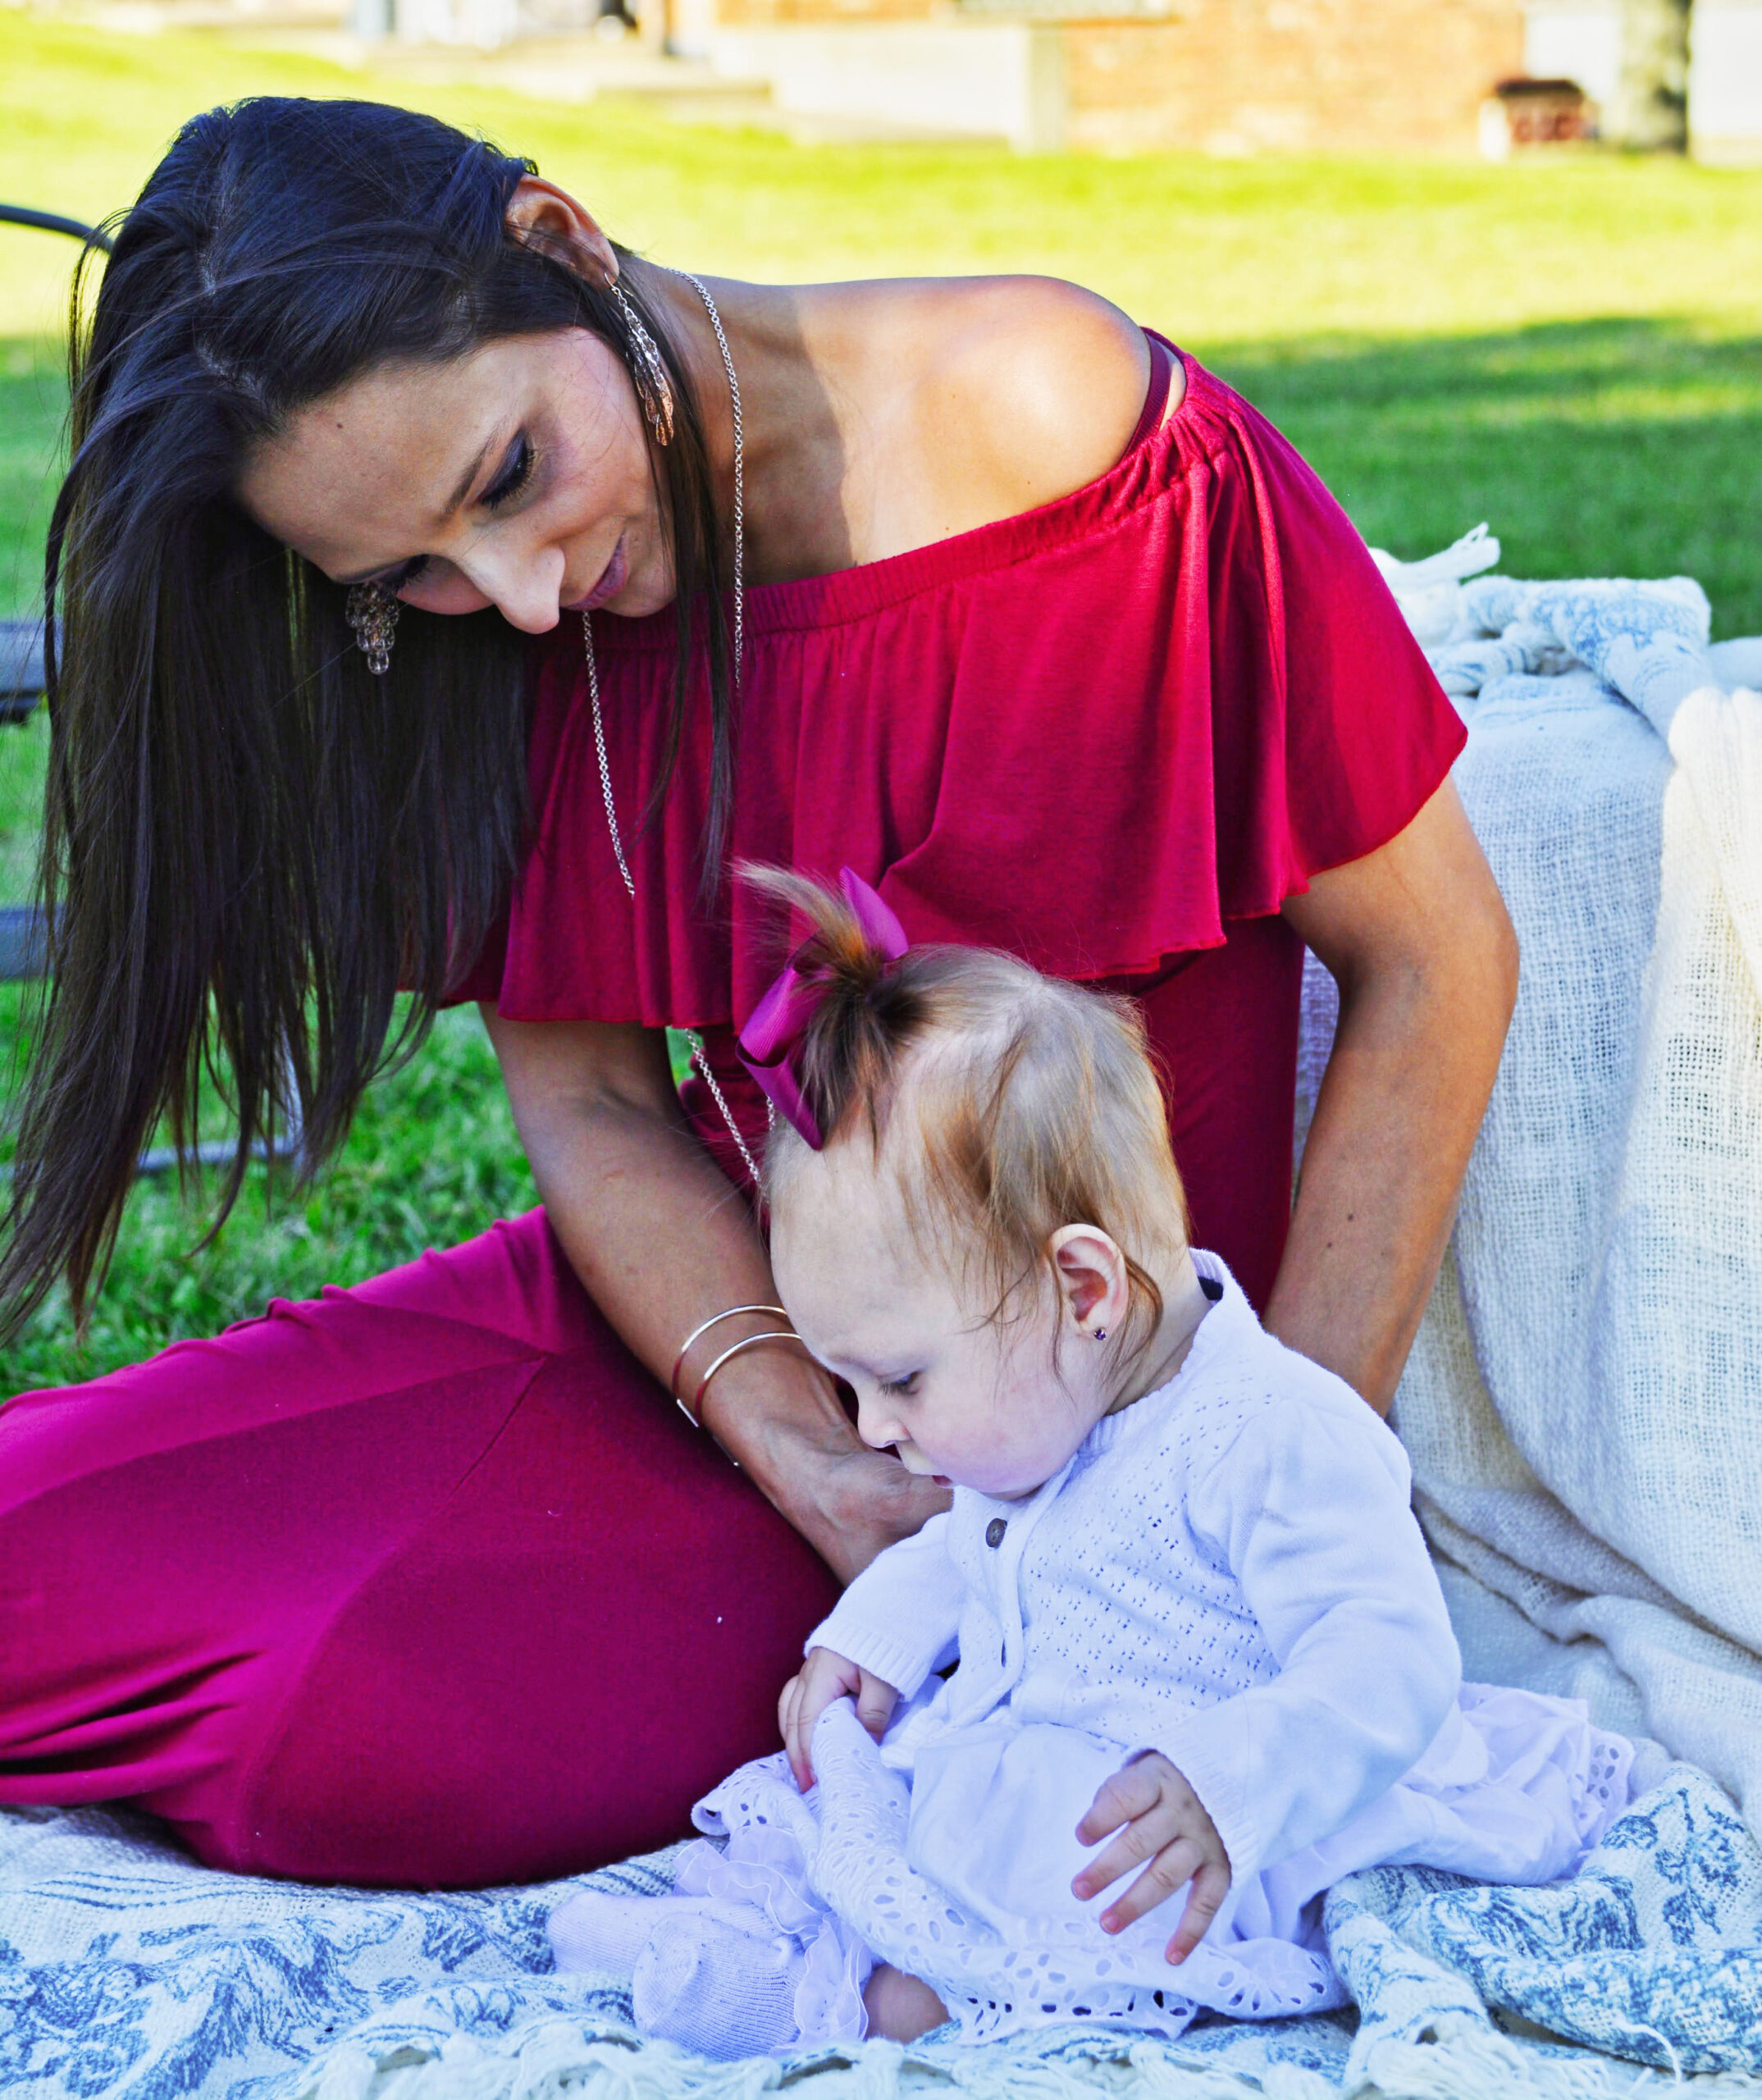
[332,436,495,586]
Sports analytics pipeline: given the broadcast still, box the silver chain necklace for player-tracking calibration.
[583,268,761,1185]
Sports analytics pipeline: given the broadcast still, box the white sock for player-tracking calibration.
[548,1890,670,1979]
[632,1911,806,2059]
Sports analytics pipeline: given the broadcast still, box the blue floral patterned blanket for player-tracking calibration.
[4,1763,1760,2099]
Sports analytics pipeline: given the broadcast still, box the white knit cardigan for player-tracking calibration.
[807,1253,1463,1886]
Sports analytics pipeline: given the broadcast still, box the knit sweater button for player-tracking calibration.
[985,1518,1007,1548]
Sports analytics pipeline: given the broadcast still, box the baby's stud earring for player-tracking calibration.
[1093,1327,1108,1343]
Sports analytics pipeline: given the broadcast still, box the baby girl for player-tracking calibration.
[550,867,1633,2057]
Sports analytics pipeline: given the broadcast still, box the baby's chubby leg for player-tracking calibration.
[863,1964,948,2041]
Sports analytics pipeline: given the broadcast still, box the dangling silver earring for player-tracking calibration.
[612,282,674,446]
[345,582,400,676]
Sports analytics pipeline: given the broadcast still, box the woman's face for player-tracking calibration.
[236,325,669,632]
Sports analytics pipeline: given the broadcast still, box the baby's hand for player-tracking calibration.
[779,1646,899,1791]
[1072,1751,1232,1963]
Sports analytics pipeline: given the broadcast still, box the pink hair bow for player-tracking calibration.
[736,866,909,1149]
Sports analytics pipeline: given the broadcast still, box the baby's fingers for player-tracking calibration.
[779,1675,815,1791]
[856,1672,898,1743]
[1165,1860,1232,1965]
[1074,1760,1163,1849]
[1072,1800,1179,1904]
[1096,1837,1207,1935]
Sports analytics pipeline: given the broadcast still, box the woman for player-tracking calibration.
[0,98,1515,1891]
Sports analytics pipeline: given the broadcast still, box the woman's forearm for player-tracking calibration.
[482,1010,943,1577]
[1271,783,1519,1413]
[532,1084,851,1468]
[1267,957,1505,1411]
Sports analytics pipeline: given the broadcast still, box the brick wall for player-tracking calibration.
[1060,0,1524,154]
[710,0,936,30]
[705,0,1527,153]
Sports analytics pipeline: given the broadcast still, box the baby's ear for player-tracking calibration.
[1048,1224,1130,1335]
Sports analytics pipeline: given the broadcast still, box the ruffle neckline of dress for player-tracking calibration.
[595,335,1199,642]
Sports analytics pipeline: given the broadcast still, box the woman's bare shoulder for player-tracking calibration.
[819,276,1171,553]
[922,277,1168,515]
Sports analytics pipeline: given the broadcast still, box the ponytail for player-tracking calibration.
[738,862,929,1153]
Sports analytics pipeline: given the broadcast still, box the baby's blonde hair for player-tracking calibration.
[746,866,1189,1369]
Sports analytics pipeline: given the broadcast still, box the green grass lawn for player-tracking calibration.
[1,8,1758,1387]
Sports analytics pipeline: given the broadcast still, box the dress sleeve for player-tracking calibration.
[808,1513,965,1699]
[1196,369,1470,915]
[1153,1388,1462,1884]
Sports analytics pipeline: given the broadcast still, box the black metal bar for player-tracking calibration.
[134,1136,299,1176]
[1,621,44,724]
[0,906,309,1174]
[0,1134,301,1183]
[0,202,93,725]
[0,204,112,252]
[0,906,48,982]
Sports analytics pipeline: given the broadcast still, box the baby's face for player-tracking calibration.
[770,1141,1114,1500]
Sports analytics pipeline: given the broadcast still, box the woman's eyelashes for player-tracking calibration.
[482,432,535,509]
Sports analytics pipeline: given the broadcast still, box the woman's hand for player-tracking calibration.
[801,1432,952,1582]
[1072,1751,1232,1963]
[700,1329,951,1581]
[780,1646,900,1789]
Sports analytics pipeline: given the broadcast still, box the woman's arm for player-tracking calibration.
[1272,780,1519,1414]
[482,1007,947,1581]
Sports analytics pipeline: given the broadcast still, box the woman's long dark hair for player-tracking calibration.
[0,96,737,1332]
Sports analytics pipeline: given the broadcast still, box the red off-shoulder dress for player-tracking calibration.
[0,345,1463,1889]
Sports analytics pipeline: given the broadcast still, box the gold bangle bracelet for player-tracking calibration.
[684,1330,810,1431]
[669,1303,789,1408]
